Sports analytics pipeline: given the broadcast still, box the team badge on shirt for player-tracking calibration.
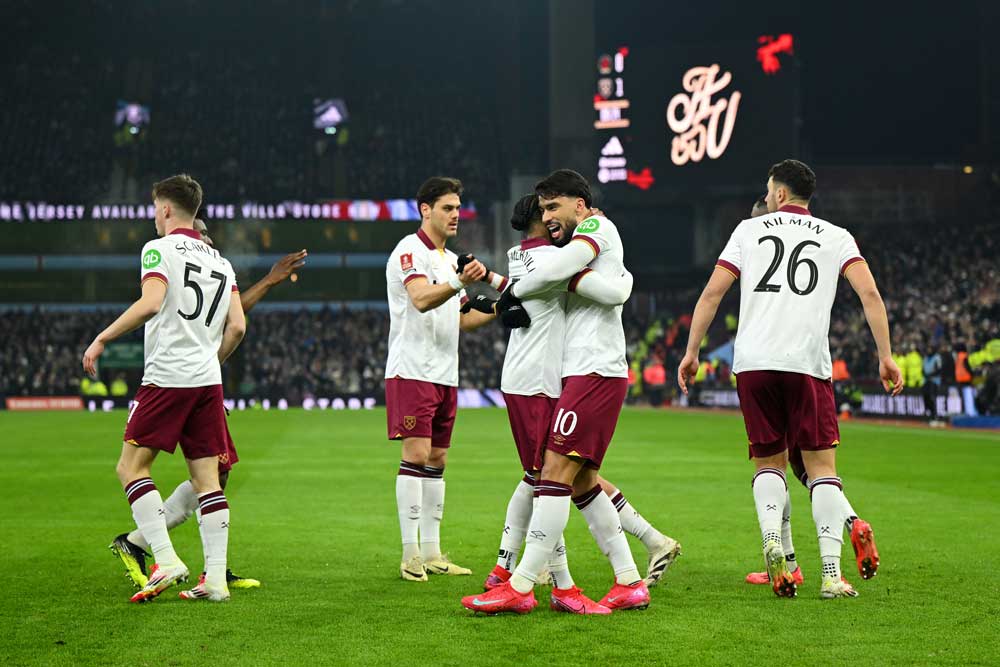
[403,415,416,430]
[400,253,414,272]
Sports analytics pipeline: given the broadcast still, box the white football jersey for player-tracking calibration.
[717,205,865,380]
[500,238,566,397]
[562,215,628,378]
[138,228,238,387]
[384,228,466,387]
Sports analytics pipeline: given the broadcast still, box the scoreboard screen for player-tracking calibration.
[593,36,800,204]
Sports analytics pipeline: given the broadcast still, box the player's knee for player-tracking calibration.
[540,452,580,485]
[572,468,600,495]
[427,448,447,469]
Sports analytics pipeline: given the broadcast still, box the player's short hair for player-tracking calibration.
[768,160,816,201]
[152,174,203,218]
[416,177,463,213]
[751,195,768,217]
[510,194,541,231]
[535,169,593,208]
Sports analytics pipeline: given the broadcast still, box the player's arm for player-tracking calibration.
[240,249,307,314]
[570,267,633,306]
[460,308,496,332]
[510,239,595,299]
[405,259,486,312]
[82,279,166,377]
[677,267,736,394]
[217,295,247,364]
[845,262,903,395]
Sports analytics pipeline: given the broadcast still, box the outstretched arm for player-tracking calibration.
[571,268,633,306]
[845,262,902,395]
[240,249,307,314]
[511,239,595,299]
[82,279,166,377]
[677,267,735,394]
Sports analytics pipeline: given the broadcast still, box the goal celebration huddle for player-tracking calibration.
[86,161,898,610]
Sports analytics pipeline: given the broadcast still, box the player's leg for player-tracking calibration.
[572,467,648,611]
[750,451,798,597]
[461,449,580,614]
[117,442,190,602]
[422,385,471,576]
[748,441,803,585]
[599,477,681,587]
[115,386,191,602]
[486,394,556,589]
[485,470,536,589]
[173,385,233,602]
[178,455,231,601]
[737,371,797,597]
[398,436,431,580]
[796,375,872,597]
[387,378,439,580]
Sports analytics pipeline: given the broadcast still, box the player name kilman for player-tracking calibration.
[761,217,824,235]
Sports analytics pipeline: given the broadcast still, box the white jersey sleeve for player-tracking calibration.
[139,230,237,387]
[561,216,629,378]
[726,208,864,379]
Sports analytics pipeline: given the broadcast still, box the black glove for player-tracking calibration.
[496,286,531,328]
[460,294,497,315]
[455,254,492,282]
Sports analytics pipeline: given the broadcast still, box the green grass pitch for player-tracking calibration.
[1,408,998,666]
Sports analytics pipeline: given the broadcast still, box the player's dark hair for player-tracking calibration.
[510,194,541,231]
[768,159,816,201]
[416,177,463,215]
[152,174,203,217]
[751,195,768,217]
[535,169,593,208]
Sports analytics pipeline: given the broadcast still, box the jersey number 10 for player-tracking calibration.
[753,237,821,296]
[178,262,228,327]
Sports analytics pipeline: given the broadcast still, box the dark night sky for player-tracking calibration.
[597,0,992,162]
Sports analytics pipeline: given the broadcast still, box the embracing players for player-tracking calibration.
[462,169,651,614]
[471,194,680,615]
[109,216,307,592]
[385,176,499,581]
[678,160,900,599]
[84,174,244,602]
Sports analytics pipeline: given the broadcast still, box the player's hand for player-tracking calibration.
[458,258,487,284]
[266,249,308,286]
[677,351,699,395]
[880,356,903,396]
[496,287,530,328]
[461,295,497,315]
[456,254,492,282]
[82,339,105,379]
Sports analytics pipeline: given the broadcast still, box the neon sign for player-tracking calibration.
[666,65,741,166]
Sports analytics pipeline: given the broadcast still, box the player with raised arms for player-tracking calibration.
[678,160,898,599]
[462,169,650,614]
[83,174,245,602]
[109,217,307,592]
[385,176,499,582]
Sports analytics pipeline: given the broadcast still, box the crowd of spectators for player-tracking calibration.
[1,226,997,417]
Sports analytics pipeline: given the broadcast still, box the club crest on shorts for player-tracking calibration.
[403,415,416,430]
[400,253,414,272]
